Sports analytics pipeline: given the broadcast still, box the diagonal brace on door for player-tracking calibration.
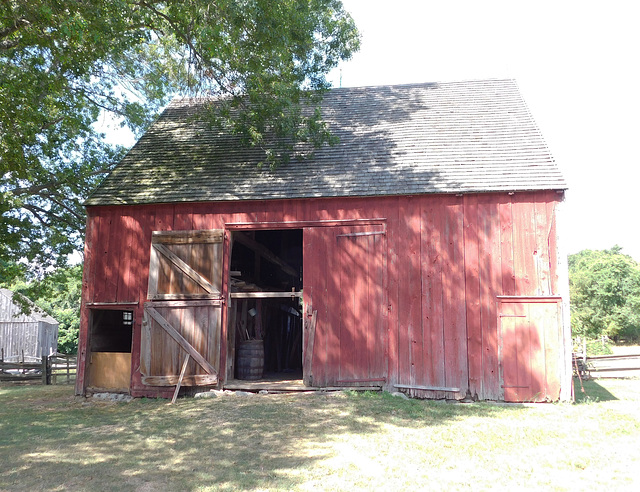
[145,306,217,376]
[153,243,216,294]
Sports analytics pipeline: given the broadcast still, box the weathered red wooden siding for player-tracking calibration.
[304,224,387,386]
[78,190,564,400]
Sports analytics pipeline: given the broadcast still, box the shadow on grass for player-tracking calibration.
[573,377,619,404]
[0,385,512,491]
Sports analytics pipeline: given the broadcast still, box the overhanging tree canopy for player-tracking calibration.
[0,0,359,274]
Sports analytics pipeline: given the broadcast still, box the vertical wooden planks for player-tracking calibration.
[137,206,156,302]
[410,201,425,389]
[534,194,551,296]
[76,212,99,395]
[173,204,194,231]
[464,195,482,397]
[396,196,421,387]
[354,234,370,380]
[444,197,468,398]
[542,300,562,400]
[130,207,155,393]
[82,213,100,304]
[103,211,123,303]
[512,193,537,296]
[477,195,501,400]
[421,197,445,389]
[499,301,521,401]
[337,232,355,381]
[499,196,516,296]
[528,302,546,400]
[369,233,382,379]
[386,197,400,388]
[92,211,110,302]
[184,306,199,375]
[546,196,559,295]
[303,226,328,385]
[115,216,134,302]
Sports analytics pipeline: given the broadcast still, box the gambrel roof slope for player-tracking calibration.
[86,79,566,206]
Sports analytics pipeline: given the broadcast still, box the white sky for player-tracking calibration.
[328,0,640,261]
[101,0,640,260]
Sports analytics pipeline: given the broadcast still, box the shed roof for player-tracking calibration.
[0,289,58,325]
[86,79,566,206]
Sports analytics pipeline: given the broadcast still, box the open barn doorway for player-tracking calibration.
[227,229,304,388]
[87,308,133,392]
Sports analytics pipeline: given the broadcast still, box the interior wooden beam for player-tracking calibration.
[233,232,298,278]
[230,291,302,298]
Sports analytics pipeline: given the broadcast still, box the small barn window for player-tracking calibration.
[122,311,133,326]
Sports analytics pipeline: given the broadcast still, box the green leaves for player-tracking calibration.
[1,0,359,273]
[569,246,640,342]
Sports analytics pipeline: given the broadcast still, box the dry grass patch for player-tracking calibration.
[1,381,639,491]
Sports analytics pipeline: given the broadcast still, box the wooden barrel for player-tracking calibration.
[236,340,264,380]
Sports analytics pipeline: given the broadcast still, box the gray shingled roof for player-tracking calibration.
[86,79,566,206]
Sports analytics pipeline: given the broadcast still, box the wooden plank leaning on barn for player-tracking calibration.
[303,310,318,386]
[171,354,191,404]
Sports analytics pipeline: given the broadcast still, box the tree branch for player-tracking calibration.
[37,193,84,222]
[135,0,233,95]
[21,204,52,227]
[0,16,30,42]
[8,166,113,198]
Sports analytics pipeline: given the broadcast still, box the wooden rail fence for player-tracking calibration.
[0,350,77,385]
[573,353,640,379]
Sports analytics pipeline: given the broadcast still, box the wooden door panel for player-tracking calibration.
[304,225,387,386]
[499,298,561,402]
[143,229,224,387]
[141,301,221,386]
[148,230,223,300]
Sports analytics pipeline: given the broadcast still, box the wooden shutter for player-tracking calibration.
[141,230,224,386]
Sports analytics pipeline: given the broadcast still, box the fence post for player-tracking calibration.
[41,355,48,385]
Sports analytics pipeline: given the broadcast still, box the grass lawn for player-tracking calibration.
[1,379,639,491]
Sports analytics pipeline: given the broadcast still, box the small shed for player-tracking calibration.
[76,79,572,402]
[0,289,58,361]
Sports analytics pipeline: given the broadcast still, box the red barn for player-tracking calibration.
[76,79,571,402]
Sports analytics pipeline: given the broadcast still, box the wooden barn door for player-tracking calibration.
[303,225,387,387]
[498,297,562,402]
[141,230,224,387]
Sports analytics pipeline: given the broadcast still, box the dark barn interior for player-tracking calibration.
[229,230,303,380]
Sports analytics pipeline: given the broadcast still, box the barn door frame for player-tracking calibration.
[225,217,388,388]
